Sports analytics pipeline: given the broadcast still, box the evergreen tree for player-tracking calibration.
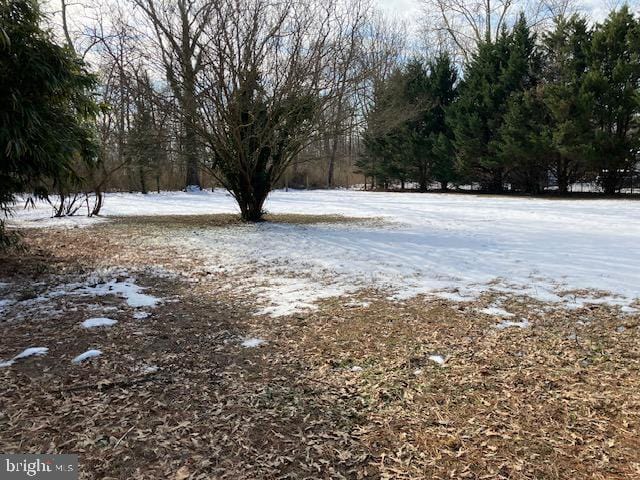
[540,15,593,193]
[497,87,552,193]
[403,59,432,191]
[447,31,509,192]
[493,16,547,194]
[0,0,98,242]
[361,68,417,189]
[425,53,458,190]
[362,56,458,191]
[585,7,640,194]
[449,15,538,193]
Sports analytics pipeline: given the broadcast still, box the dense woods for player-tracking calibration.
[362,8,640,194]
[1,0,640,226]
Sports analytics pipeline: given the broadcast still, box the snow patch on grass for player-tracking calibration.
[11,190,640,314]
[344,300,371,308]
[494,319,531,330]
[479,306,515,318]
[0,298,15,310]
[76,279,159,308]
[241,338,266,348]
[81,317,118,328]
[72,349,102,364]
[253,277,353,317]
[428,355,446,366]
[14,347,49,359]
[20,272,162,317]
[1,347,49,367]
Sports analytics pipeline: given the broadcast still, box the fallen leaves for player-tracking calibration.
[174,466,190,480]
[0,219,638,479]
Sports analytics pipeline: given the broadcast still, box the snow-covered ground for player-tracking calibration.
[7,190,640,314]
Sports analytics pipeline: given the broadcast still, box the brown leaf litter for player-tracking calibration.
[0,215,638,479]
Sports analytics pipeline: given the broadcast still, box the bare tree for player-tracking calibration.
[421,0,577,63]
[322,0,371,188]
[195,0,372,220]
[132,0,214,190]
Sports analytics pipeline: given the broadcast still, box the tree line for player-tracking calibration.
[360,8,640,195]
[2,0,640,236]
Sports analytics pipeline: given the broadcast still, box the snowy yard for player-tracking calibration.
[10,190,640,314]
[2,190,640,479]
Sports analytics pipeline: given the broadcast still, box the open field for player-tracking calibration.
[2,191,640,479]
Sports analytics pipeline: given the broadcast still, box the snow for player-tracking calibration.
[479,306,515,318]
[428,355,446,365]
[0,347,49,367]
[241,338,266,348]
[133,311,150,319]
[0,299,15,310]
[494,319,531,330]
[14,347,49,359]
[72,349,102,364]
[344,300,371,308]
[81,317,118,328]
[252,277,351,317]
[7,272,162,325]
[75,279,159,308]
[8,190,640,315]
[350,366,363,372]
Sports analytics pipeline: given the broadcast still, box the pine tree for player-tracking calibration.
[449,15,539,193]
[361,67,421,189]
[0,0,98,243]
[425,53,458,191]
[541,15,592,193]
[403,59,432,191]
[497,87,552,193]
[585,7,640,194]
[447,31,511,192]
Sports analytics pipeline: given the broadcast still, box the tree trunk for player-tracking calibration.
[490,170,503,193]
[235,175,271,222]
[183,86,201,189]
[418,168,428,192]
[139,166,147,194]
[238,193,268,222]
[601,171,620,195]
[327,138,339,188]
[556,156,569,195]
[90,190,104,217]
[556,160,569,194]
[483,170,503,193]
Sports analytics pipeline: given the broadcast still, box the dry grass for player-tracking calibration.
[0,216,639,479]
[109,213,374,227]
